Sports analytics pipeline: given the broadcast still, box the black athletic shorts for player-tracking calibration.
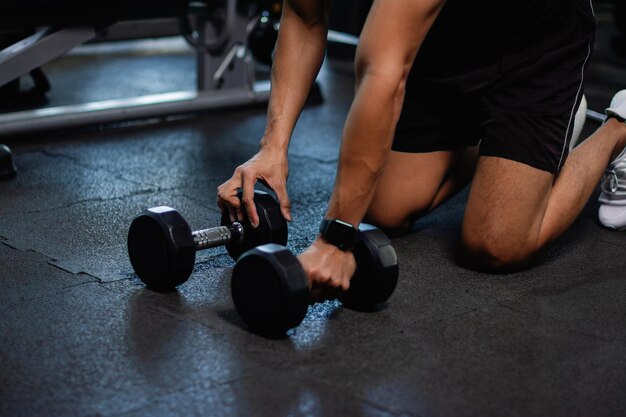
[392,0,596,173]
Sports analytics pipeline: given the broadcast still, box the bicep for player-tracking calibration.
[355,0,446,80]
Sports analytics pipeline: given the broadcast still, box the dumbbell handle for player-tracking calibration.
[192,222,244,251]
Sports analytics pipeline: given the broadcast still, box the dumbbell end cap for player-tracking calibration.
[128,208,195,291]
[232,244,308,337]
[340,224,399,309]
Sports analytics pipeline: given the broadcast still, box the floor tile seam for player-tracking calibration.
[16,145,246,191]
[0,187,187,217]
[99,277,135,288]
[38,147,232,193]
[47,256,105,283]
[0,242,54,264]
[39,149,152,188]
[7,280,134,306]
[0,241,106,283]
[60,278,102,289]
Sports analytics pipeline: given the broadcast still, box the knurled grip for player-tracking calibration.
[192,223,244,250]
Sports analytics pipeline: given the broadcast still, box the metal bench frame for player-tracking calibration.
[0,2,271,137]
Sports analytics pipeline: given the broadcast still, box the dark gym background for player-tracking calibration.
[1,1,625,416]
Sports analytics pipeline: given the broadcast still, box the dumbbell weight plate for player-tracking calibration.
[248,12,278,67]
[339,224,399,310]
[220,190,288,260]
[231,244,309,337]
[128,207,196,292]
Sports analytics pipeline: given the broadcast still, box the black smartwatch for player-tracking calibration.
[319,218,358,251]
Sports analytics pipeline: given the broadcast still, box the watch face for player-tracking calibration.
[321,218,357,250]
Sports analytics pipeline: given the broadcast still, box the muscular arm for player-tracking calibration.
[325,0,445,225]
[218,0,329,226]
[261,0,329,152]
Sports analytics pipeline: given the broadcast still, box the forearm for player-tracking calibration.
[324,0,445,227]
[261,2,328,154]
[325,73,406,226]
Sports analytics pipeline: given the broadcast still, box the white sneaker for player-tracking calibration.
[570,94,587,151]
[598,90,626,230]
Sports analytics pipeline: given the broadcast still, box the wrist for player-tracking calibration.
[313,236,346,253]
[260,120,291,152]
[319,217,358,251]
[259,137,289,156]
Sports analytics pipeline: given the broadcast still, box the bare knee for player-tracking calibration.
[459,230,538,273]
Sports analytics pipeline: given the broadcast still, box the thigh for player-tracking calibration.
[366,148,475,231]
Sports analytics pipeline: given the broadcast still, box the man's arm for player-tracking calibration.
[325,0,445,226]
[217,0,328,226]
[262,0,329,149]
[299,0,446,299]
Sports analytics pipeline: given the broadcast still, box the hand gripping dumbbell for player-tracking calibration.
[128,190,287,292]
[231,224,399,336]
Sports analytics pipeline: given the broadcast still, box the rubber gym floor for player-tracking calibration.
[1,8,626,417]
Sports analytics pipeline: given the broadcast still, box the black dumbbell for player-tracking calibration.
[128,190,287,292]
[248,10,279,67]
[231,224,398,336]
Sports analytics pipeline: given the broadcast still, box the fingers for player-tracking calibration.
[218,153,290,227]
[273,183,292,222]
[218,195,241,222]
[241,169,259,228]
[217,191,241,223]
[299,244,355,304]
[217,197,237,224]
[308,271,350,303]
[217,171,244,223]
